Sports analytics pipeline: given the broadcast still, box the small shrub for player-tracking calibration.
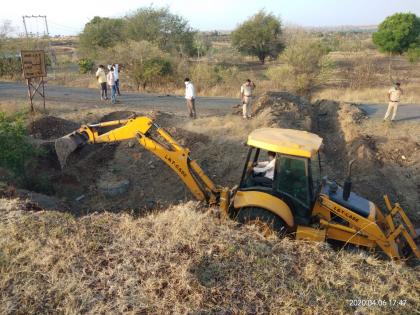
[191,63,221,91]
[406,44,420,63]
[78,58,95,74]
[0,111,38,182]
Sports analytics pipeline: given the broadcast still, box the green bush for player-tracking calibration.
[406,44,420,63]
[0,111,37,181]
[267,37,333,97]
[191,63,221,90]
[0,55,21,78]
[78,58,95,74]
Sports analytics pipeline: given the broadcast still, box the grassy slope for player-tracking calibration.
[1,198,419,314]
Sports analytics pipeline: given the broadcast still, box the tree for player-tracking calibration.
[193,33,212,59]
[106,41,173,90]
[231,11,283,64]
[373,13,420,54]
[372,13,420,77]
[266,37,333,97]
[125,7,196,56]
[79,17,125,57]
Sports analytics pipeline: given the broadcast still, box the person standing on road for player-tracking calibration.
[96,65,107,100]
[107,65,117,104]
[184,78,196,119]
[384,82,403,122]
[113,63,121,96]
[241,79,256,119]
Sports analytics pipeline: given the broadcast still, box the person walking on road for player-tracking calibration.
[184,78,196,119]
[107,65,117,104]
[113,63,121,96]
[384,82,403,122]
[241,79,256,119]
[96,65,107,100]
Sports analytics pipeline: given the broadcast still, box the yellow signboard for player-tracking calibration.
[21,50,47,78]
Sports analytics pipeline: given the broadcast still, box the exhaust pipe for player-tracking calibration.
[343,159,356,201]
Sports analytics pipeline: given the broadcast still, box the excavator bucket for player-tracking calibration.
[55,132,88,168]
[380,195,420,260]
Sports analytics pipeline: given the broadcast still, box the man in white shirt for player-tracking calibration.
[107,65,116,104]
[251,151,276,186]
[384,82,403,122]
[113,64,121,96]
[240,79,256,119]
[184,78,196,119]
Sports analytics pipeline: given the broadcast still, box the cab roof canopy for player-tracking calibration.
[247,128,323,158]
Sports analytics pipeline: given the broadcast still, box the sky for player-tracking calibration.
[3,0,420,36]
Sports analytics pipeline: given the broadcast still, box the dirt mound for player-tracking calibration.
[29,116,80,140]
[252,91,313,130]
[99,110,136,122]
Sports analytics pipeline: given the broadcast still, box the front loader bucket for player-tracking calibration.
[380,195,420,260]
[55,132,88,169]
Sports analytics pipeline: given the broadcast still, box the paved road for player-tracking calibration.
[1,82,419,120]
[0,81,238,116]
[358,103,420,122]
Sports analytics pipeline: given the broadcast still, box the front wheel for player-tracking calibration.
[236,207,287,237]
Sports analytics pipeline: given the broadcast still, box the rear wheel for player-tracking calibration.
[236,207,287,237]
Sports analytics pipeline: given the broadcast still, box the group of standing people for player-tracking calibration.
[95,64,121,104]
[182,77,256,120]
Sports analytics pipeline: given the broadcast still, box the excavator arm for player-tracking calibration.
[55,114,230,208]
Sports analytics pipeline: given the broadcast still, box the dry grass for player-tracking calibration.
[314,83,420,104]
[0,198,419,314]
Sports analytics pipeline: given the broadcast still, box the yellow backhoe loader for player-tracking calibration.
[55,114,420,261]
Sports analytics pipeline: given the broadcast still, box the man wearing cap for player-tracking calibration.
[384,82,403,122]
[184,78,196,119]
[240,79,256,119]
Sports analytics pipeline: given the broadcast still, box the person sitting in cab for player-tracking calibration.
[251,151,276,187]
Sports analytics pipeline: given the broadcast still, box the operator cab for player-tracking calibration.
[239,128,323,225]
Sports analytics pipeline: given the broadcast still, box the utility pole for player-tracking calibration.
[22,16,28,37]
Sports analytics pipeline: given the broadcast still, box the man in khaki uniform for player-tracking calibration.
[240,79,256,119]
[384,82,403,122]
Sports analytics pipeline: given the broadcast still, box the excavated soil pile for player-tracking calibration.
[252,91,314,130]
[29,116,80,139]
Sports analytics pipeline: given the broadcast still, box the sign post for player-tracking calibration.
[21,50,47,112]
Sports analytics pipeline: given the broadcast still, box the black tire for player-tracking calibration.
[236,207,287,237]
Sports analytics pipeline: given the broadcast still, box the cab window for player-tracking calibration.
[274,155,309,206]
